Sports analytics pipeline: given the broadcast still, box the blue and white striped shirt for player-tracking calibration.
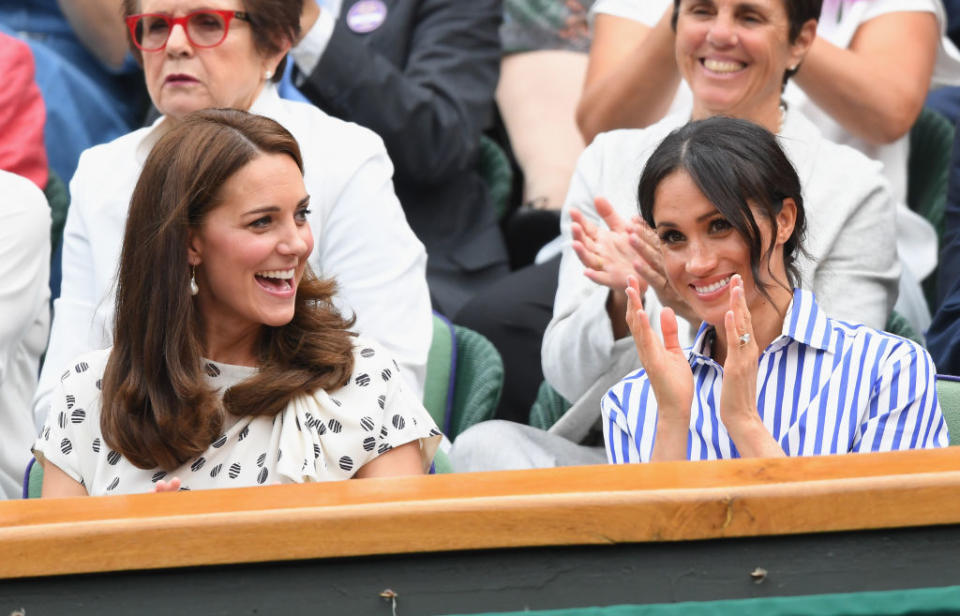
[601,289,948,463]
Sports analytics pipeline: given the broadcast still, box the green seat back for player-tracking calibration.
[884,310,924,346]
[449,325,504,438]
[424,314,455,430]
[936,376,960,446]
[478,135,514,221]
[529,379,572,430]
[44,170,69,258]
[27,457,43,499]
[907,107,954,308]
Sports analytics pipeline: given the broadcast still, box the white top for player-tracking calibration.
[542,109,900,408]
[0,170,50,500]
[33,339,441,496]
[590,0,960,211]
[34,83,433,431]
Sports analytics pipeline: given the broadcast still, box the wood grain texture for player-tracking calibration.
[3,448,960,579]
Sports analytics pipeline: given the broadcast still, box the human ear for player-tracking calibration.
[775,198,797,245]
[788,19,818,70]
[263,38,293,79]
[186,228,203,266]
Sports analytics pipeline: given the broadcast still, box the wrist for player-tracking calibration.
[607,288,629,339]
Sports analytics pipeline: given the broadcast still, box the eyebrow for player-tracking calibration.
[242,196,310,216]
[655,210,721,229]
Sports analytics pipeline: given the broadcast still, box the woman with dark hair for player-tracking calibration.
[34,110,440,496]
[603,117,947,462]
[33,0,433,430]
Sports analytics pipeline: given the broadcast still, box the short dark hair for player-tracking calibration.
[102,109,356,471]
[122,0,302,83]
[638,116,807,304]
[671,0,823,84]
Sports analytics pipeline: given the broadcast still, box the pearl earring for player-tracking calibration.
[265,69,274,80]
[190,266,199,296]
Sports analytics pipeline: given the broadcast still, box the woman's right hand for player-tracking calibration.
[625,276,693,461]
[154,477,181,493]
[571,197,647,294]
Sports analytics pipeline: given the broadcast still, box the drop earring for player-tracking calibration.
[190,266,199,296]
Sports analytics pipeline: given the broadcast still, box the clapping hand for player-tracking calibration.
[624,275,693,460]
[717,275,784,458]
[627,216,696,322]
[571,197,647,294]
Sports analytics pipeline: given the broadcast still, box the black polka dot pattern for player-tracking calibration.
[152,471,167,483]
[65,394,76,409]
[377,395,386,410]
[380,426,389,439]
[210,464,222,478]
[107,450,121,465]
[313,443,321,459]
[238,425,250,441]
[257,468,269,484]
[381,369,392,382]
[362,437,376,452]
[71,409,86,424]
[60,438,72,455]
[256,453,266,468]
[360,417,375,431]
[338,456,353,472]
[360,347,376,358]
[191,457,206,472]
[92,437,101,453]
[392,415,406,430]
[95,378,102,390]
[228,462,241,479]
[58,412,66,429]
[75,362,89,373]
[106,477,119,491]
[212,434,227,448]
[377,443,392,455]
[205,363,221,378]
[355,373,371,387]
[328,419,342,433]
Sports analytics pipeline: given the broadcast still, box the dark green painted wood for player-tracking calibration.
[3,525,960,615]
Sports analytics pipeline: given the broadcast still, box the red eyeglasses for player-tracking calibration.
[125,10,252,52]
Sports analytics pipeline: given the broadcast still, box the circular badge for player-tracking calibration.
[346,0,388,33]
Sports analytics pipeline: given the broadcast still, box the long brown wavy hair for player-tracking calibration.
[101,109,355,471]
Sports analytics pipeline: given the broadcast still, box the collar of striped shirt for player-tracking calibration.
[686,289,835,366]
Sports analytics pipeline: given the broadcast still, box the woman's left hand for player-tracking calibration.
[718,275,784,458]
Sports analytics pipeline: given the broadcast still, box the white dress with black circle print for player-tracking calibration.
[33,339,441,496]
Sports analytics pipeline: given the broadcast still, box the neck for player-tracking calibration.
[712,285,793,366]
[691,99,784,134]
[201,321,262,367]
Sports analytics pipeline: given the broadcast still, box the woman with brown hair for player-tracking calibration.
[32,0,433,430]
[34,109,440,496]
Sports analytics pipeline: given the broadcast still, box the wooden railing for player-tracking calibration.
[3,447,960,580]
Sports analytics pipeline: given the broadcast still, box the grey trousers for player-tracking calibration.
[448,420,607,472]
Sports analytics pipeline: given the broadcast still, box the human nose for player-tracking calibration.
[165,21,193,55]
[684,240,717,276]
[278,222,311,257]
[706,12,737,47]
